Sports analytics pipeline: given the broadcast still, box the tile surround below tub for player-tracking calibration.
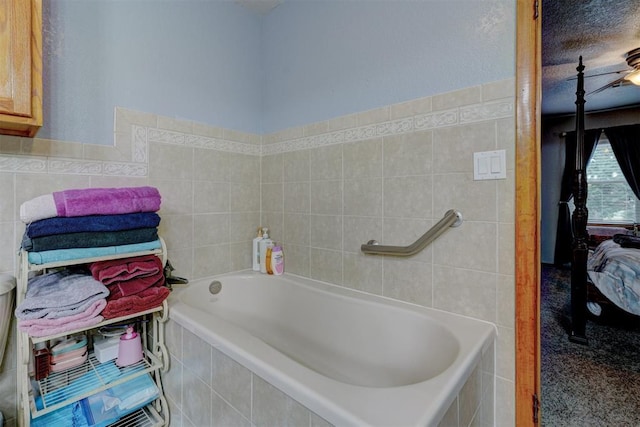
[163,319,495,427]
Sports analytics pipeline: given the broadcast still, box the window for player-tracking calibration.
[586,137,640,223]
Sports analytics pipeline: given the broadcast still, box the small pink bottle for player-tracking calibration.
[271,245,284,275]
[116,326,143,367]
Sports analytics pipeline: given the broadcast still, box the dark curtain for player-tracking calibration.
[605,124,640,200]
[553,129,601,266]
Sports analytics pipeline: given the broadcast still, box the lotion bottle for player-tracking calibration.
[271,245,284,275]
[252,227,263,271]
[116,326,143,367]
[265,246,274,274]
[259,228,273,274]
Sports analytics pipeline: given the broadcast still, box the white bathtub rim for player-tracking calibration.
[168,271,496,426]
[176,269,498,327]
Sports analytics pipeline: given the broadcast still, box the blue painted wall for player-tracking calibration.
[41,0,262,144]
[261,1,515,133]
[40,0,515,143]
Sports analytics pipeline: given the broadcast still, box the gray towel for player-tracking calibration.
[15,270,109,320]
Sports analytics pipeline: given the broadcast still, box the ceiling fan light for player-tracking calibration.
[624,70,640,85]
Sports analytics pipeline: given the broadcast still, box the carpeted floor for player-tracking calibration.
[541,264,640,426]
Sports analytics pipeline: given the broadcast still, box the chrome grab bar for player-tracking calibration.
[361,209,463,256]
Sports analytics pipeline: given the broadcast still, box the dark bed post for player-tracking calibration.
[570,56,589,345]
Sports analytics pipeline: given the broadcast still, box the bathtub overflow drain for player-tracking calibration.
[209,280,222,295]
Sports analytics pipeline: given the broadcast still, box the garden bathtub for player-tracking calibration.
[169,271,495,426]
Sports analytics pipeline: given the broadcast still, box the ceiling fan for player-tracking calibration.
[587,47,640,95]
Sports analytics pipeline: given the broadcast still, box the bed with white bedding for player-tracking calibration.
[587,236,640,316]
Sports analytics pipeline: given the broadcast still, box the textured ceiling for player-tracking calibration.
[542,0,640,115]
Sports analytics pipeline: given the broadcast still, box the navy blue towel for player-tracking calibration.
[25,212,161,238]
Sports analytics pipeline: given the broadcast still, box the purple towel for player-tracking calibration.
[53,186,161,217]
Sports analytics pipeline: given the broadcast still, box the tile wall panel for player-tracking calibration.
[0,79,514,426]
[0,108,262,427]
[260,79,515,426]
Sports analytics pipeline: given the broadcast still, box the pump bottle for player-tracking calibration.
[252,227,263,271]
[259,228,274,274]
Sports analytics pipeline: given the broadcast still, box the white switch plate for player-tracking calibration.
[473,150,506,180]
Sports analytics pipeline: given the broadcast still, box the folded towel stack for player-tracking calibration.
[14,270,109,337]
[18,186,169,334]
[89,254,170,319]
[21,187,163,263]
[20,186,162,223]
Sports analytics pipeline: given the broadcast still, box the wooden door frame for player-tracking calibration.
[515,0,540,426]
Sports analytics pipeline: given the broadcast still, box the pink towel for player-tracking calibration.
[89,255,163,285]
[24,316,104,338]
[102,286,170,320]
[53,186,161,217]
[19,299,107,337]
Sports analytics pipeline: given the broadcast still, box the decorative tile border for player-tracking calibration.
[262,99,513,156]
[132,125,149,163]
[460,100,514,123]
[49,159,103,175]
[0,155,47,173]
[102,161,148,176]
[144,126,261,156]
[0,154,150,176]
[0,98,513,175]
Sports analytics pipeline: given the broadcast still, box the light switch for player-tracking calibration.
[478,157,488,174]
[490,155,501,173]
[474,150,506,180]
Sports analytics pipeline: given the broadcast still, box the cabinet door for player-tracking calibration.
[0,0,32,117]
[0,0,42,137]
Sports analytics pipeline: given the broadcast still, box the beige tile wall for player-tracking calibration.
[0,108,261,427]
[260,78,515,426]
[0,77,515,427]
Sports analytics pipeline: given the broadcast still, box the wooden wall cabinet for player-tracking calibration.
[0,0,42,137]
